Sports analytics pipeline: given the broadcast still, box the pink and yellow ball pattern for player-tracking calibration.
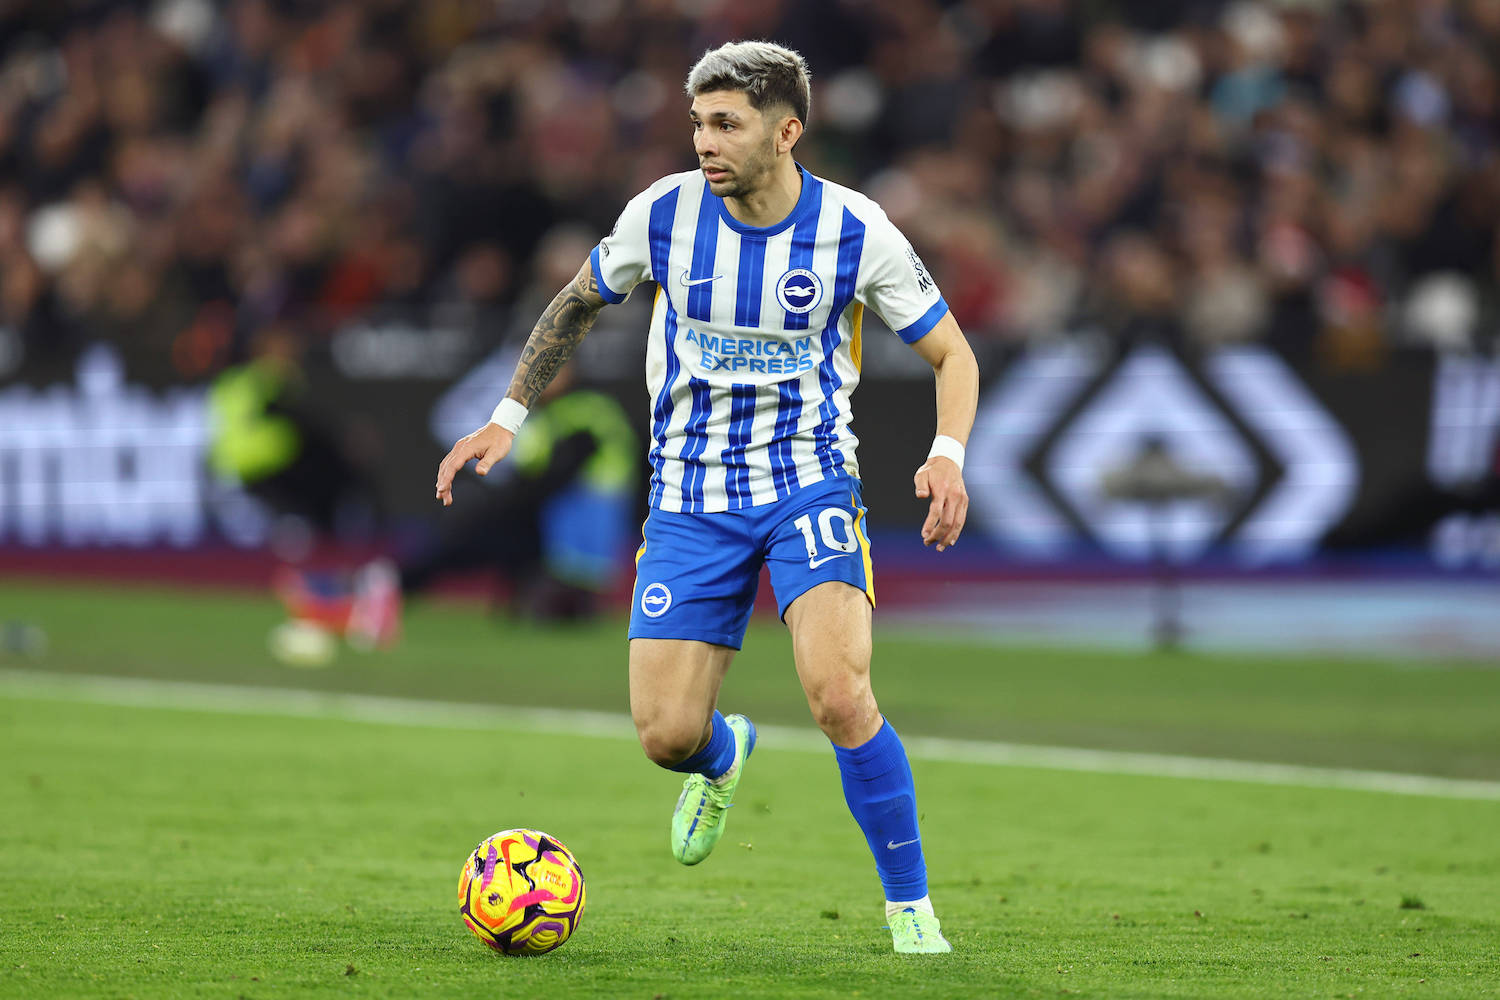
[458,828,586,955]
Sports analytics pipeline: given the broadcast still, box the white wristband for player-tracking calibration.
[489,398,528,434]
[926,434,965,472]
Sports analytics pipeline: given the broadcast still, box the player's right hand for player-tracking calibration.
[435,423,514,506]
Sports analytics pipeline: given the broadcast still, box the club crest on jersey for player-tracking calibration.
[775,268,823,315]
[640,582,672,618]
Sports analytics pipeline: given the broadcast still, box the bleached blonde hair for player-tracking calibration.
[685,40,811,125]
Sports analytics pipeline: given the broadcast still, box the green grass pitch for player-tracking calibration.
[2,580,1499,998]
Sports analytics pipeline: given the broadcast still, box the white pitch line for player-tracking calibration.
[3,668,1499,802]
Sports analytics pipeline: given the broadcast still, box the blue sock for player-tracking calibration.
[668,711,736,779]
[832,719,927,901]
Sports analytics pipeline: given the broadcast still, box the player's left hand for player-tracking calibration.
[914,456,967,552]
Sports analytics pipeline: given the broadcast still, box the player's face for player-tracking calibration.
[690,90,778,199]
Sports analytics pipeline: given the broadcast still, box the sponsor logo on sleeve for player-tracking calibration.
[905,246,932,293]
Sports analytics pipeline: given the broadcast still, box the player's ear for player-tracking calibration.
[778,115,803,154]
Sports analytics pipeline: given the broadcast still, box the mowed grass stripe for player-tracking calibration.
[5,667,1498,802]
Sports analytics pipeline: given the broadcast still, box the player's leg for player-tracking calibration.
[628,637,735,768]
[768,481,951,953]
[629,638,758,865]
[784,584,950,953]
[628,508,760,865]
[782,580,878,745]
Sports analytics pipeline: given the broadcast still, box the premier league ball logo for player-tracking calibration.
[775,268,823,315]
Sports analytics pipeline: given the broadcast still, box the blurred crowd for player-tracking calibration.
[1,0,1499,379]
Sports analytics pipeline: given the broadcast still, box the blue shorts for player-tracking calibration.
[628,476,875,649]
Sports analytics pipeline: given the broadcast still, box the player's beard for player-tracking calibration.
[712,134,776,200]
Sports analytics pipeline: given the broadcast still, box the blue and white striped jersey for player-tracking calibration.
[590,165,949,514]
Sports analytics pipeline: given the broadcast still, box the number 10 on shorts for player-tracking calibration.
[794,508,859,568]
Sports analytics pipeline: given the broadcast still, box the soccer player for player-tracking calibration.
[434,41,978,955]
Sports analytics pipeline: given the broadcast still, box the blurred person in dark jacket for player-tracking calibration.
[399,359,639,620]
[273,358,639,649]
[208,322,382,550]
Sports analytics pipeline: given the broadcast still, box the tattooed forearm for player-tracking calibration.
[523,345,571,396]
[507,262,607,408]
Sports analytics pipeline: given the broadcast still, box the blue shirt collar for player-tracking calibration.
[713,163,818,238]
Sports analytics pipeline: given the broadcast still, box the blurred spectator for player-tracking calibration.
[0,0,1496,367]
[1095,229,1187,347]
[208,322,381,552]
[273,359,640,648]
[400,359,639,619]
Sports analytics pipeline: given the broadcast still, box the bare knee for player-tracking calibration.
[806,677,880,745]
[628,638,734,768]
[635,715,708,768]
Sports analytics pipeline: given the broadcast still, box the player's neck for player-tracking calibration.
[722,160,802,229]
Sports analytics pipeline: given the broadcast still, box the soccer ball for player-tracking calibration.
[458,829,586,955]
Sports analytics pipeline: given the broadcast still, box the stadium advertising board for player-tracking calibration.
[1,338,1497,567]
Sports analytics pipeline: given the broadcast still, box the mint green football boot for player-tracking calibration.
[670,714,756,865]
[889,907,953,954]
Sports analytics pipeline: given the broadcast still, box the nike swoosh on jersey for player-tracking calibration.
[808,553,851,569]
[886,838,920,850]
[679,271,723,286]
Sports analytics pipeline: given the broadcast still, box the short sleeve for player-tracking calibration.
[856,213,950,343]
[590,189,656,304]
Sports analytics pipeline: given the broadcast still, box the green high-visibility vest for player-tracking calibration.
[509,390,637,493]
[207,362,301,483]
